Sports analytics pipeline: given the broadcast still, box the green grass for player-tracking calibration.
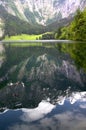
[3,32,55,48]
[4,32,54,41]
[4,34,42,40]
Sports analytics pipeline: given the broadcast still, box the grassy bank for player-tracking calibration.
[3,32,55,41]
[4,34,42,40]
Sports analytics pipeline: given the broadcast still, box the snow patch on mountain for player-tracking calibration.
[0,0,86,25]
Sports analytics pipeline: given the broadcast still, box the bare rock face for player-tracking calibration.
[0,0,86,25]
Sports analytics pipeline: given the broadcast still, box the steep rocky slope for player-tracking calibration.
[0,0,86,25]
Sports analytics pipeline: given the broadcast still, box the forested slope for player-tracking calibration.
[55,9,86,41]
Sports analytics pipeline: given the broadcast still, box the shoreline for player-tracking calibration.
[0,40,77,43]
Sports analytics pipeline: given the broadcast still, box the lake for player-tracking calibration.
[0,41,86,130]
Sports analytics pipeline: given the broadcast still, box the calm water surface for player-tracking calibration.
[0,41,86,130]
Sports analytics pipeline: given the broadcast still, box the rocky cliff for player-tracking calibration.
[0,0,86,25]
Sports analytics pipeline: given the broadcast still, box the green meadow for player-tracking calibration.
[4,34,42,40]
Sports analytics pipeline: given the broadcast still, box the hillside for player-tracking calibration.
[0,0,86,25]
[0,0,86,39]
[55,9,86,41]
[0,5,44,39]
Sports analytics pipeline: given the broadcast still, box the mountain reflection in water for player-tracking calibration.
[0,41,86,130]
[0,92,86,130]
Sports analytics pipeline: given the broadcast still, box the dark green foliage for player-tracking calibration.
[55,9,86,41]
[41,33,54,39]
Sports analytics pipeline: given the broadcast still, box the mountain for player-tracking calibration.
[0,0,86,25]
[0,5,44,38]
[0,0,86,38]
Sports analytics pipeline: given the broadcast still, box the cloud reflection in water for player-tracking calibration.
[0,92,86,130]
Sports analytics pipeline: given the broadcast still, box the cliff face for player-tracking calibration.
[0,0,86,25]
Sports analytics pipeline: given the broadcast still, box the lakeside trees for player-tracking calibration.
[55,9,86,41]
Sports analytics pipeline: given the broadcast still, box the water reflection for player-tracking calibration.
[0,92,86,130]
[0,42,86,130]
[0,42,86,108]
